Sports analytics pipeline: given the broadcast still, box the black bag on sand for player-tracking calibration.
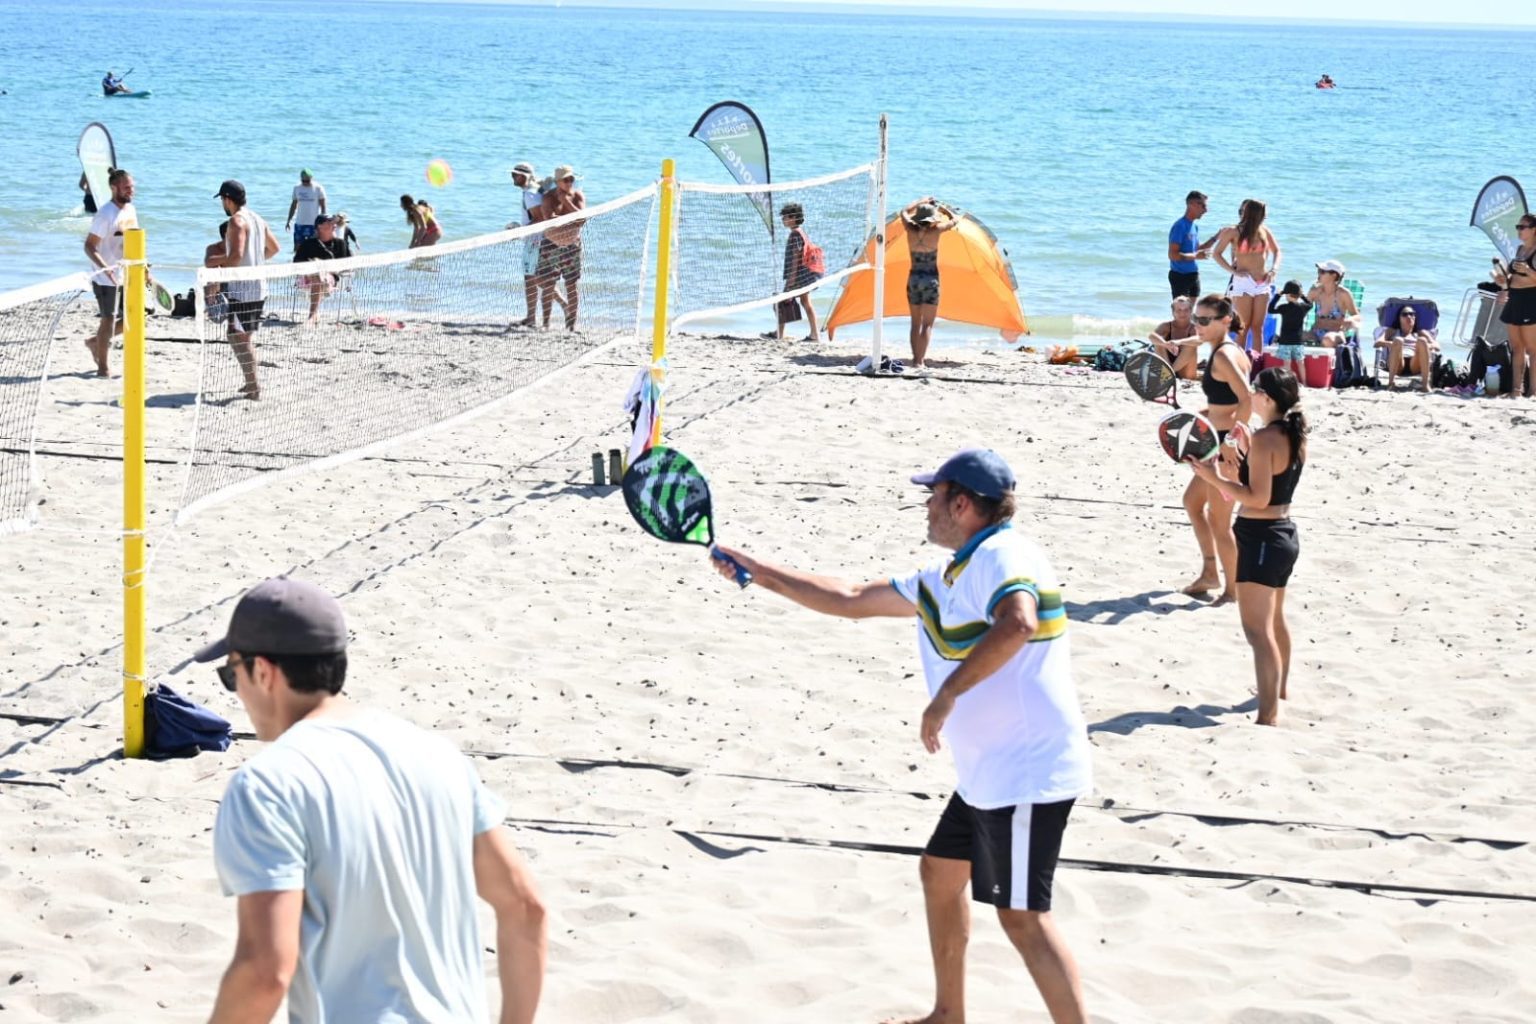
[1331,341,1374,388]
[171,289,197,318]
[1468,336,1513,394]
[776,296,802,325]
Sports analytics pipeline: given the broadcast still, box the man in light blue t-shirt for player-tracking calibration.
[195,577,547,1024]
[1168,189,1211,299]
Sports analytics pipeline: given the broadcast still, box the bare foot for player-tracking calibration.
[1255,715,1278,726]
[880,1011,959,1024]
[239,384,261,401]
[1211,589,1237,607]
[1181,558,1218,596]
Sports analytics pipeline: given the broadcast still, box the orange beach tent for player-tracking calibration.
[826,209,1028,341]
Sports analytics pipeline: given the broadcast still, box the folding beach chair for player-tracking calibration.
[1372,297,1441,386]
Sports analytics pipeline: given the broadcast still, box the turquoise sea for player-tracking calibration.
[0,0,1531,347]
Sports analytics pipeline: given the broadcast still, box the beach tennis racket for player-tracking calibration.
[1125,349,1179,407]
[146,276,174,314]
[1157,410,1221,464]
[621,446,752,588]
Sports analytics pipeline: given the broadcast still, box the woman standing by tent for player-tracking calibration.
[901,198,958,368]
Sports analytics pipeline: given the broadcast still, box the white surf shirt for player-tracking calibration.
[892,523,1092,809]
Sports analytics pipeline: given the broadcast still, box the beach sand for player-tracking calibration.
[2,310,1534,1022]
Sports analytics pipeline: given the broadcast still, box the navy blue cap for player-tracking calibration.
[911,448,1016,500]
[194,577,348,662]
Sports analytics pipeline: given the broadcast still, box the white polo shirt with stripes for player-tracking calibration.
[891,522,1092,810]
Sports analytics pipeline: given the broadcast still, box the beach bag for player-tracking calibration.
[171,289,197,318]
[1431,355,1464,390]
[145,684,233,759]
[775,295,802,325]
[1331,341,1370,388]
[1468,336,1512,394]
[797,229,827,275]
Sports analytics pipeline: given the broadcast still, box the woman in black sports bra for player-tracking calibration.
[1191,367,1308,726]
[1494,214,1536,398]
[1181,294,1252,604]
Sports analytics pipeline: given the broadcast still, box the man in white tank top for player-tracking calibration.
[508,162,545,328]
[205,179,279,400]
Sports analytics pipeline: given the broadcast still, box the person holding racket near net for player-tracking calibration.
[1187,368,1309,726]
[711,449,1092,1024]
[1181,294,1252,603]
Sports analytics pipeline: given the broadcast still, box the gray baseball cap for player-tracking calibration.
[911,448,1017,500]
[193,577,348,662]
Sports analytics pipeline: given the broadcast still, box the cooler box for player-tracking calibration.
[1302,349,1333,389]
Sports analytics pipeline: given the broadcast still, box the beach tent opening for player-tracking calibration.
[825,209,1028,341]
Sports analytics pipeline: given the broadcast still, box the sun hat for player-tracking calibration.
[910,448,1016,500]
[214,180,246,203]
[910,202,940,226]
[300,168,313,179]
[511,162,536,179]
[553,164,579,182]
[193,577,348,663]
[314,214,336,226]
[1316,258,1347,276]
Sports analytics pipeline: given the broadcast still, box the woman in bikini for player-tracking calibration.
[1210,199,1281,354]
[1181,294,1252,604]
[1306,259,1359,349]
[1190,367,1309,726]
[900,197,958,368]
[1493,214,1536,398]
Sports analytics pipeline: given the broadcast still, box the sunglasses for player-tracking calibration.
[1521,224,1536,231]
[1192,314,1221,326]
[1400,312,1417,318]
[216,655,253,692]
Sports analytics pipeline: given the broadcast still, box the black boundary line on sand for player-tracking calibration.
[505,814,1536,906]
[3,713,1522,854]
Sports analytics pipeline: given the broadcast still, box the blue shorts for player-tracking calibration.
[293,224,317,248]
[1275,344,1306,363]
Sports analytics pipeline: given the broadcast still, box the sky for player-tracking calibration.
[436,0,1536,29]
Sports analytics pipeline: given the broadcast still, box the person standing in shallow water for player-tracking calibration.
[1190,367,1308,726]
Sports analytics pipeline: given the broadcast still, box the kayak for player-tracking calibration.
[105,90,151,99]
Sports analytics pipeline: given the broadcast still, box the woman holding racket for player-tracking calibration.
[1189,367,1308,726]
[1181,294,1252,603]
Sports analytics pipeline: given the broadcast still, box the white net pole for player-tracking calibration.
[0,273,91,535]
[177,185,658,522]
[870,115,889,369]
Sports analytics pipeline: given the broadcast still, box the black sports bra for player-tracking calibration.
[1202,341,1240,406]
[1239,447,1303,506]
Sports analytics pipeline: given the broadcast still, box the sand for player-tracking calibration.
[2,309,1534,1023]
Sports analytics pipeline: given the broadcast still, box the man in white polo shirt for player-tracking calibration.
[713,448,1092,1024]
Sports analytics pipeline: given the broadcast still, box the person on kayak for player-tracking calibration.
[102,71,130,95]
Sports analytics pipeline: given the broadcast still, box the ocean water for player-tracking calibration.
[0,0,1530,348]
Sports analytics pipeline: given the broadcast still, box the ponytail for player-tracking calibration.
[1256,366,1309,461]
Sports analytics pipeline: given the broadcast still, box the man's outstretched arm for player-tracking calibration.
[712,545,914,620]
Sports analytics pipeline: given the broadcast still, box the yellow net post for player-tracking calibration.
[122,229,147,758]
[648,158,676,447]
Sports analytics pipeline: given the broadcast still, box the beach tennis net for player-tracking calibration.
[671,164,877,327]
[180,187,657,521]
[0,273,90,535]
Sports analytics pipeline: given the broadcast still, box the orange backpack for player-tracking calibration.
[798,229,827,275]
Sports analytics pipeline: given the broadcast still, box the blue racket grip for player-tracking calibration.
[710,546,753,588]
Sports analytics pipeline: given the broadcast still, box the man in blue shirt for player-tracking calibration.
[101,71,129,95]
[1168,190,1210,298]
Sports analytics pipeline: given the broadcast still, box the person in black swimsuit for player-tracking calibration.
[1181,295,1252,604]
[1494,214,1536,398]
[900,198,958,368]
[1190,367,1307,726]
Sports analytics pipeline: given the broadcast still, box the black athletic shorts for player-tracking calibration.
[1500,288,1536,326]
[227,298,265,336]
[92,282,121,320]
[1168,270,1201,300]
[924,793,1075,911]
[1235,516,1299,588]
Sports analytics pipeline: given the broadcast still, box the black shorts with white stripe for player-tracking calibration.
[923,793,1075,911]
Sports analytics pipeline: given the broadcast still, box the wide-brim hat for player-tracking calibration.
[910,202,940,226]
[1316,258,1347,276]
[511,162,536,180]
[553,165,579,182]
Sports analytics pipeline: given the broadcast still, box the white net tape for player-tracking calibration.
[671,164,877,327]
[180,186,657,521]
[0,273,90,535]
